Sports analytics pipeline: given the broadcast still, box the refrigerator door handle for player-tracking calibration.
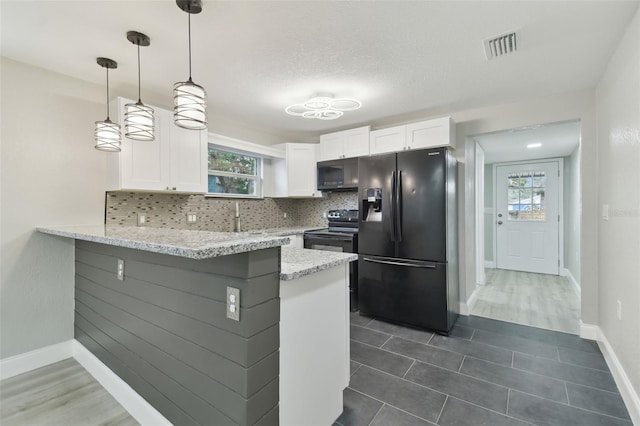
[362,257,437,268]
[390,171,397,241]
[396,170,402,241]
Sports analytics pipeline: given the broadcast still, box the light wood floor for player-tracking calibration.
[470,268,580,334]
[1,358,138,426]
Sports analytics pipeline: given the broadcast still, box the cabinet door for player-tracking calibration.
[319,132,343,161]
[287,144,318,197]
[369,125,406,155]
[406,117,451,150]
[119,100,170,191]
[342,126,370,158]
[169,122,207,193]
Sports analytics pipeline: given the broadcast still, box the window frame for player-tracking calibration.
[206,144,263,199]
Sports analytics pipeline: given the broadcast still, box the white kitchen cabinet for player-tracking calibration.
[270,143,322,198]
[369,117,455,155]
[406,116,455,151]
[319,126,370,161]
[282,234,304,249]
[369,125,406,154]
[107,97,207,193]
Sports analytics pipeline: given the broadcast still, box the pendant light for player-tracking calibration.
[124,31,154,141]
[94,57,121,152]
[173,0,207,130]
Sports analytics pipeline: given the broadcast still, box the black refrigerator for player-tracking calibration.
[358,147,458,334]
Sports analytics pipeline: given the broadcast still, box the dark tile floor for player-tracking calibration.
[335,313,632,426]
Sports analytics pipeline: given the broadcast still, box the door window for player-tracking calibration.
[507,171,546,221]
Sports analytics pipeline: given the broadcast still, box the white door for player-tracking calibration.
[496,161,559,275]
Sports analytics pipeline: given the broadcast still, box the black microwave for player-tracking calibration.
[317,158,359,191]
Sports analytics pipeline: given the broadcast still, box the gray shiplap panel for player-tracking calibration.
[75,328,200,426]
[75,287,277,397]
[253,404,279,426]
[74,242,281,425]
[76,248,279,308]
[75,261,279,339]
[75,314,237,426]
[76,240,279,279]
[75,304,278,425]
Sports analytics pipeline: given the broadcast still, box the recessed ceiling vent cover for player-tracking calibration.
[483,29,521,60]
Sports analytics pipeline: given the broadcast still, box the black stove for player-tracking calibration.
[303,209,359,310]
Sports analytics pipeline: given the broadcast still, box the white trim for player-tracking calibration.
[475,141,486,286]
[579,321,598,340]
[0,340,73,380]
[460,286,479,316]
[72,341,172,426]
[562,268,581,295]
[208,132,285,158]
[484,261,496,269]
[597,327,640,426]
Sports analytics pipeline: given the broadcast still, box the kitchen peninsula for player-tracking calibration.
[37,225,356,426]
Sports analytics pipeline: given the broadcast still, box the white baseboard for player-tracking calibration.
[562,268,581,295]
[0,340,73,380]
[72,341,171,426]
[579,321,598,340]
[484,261,495,269]
[597,327,640,426]
[460,286,479,316]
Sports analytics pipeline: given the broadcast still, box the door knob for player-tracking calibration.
[498,220,503,225]
[498,213,503,218]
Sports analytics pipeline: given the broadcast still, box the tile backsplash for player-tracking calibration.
[106,191,359,231]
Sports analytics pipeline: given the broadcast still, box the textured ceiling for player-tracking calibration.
[476,120,581,164]
[1,1,638,141]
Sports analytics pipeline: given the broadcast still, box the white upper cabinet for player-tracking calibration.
[319,126,370,161]
[107,97,207,193]
[270,143,322,198]
[369,117,455,155]
[406,117,455,151]
[369,125,406,155]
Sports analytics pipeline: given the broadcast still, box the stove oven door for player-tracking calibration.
[303,232,359,311]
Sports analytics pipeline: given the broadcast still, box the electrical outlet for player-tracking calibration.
[117,259,125,281]
[617,300,622,321]
[283,212,287,219]
[137,213,146,226]
[323,212,327,218]
[227,287,240,321]
[186,212,197,224]
[603,204,609,221]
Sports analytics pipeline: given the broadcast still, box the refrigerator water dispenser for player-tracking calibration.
[362,188,382,222]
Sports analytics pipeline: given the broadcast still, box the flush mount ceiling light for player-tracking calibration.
[285,93,362,120]
[94,57,121,152]
[527,142,542,149]
[173,0,207,130]
[124,31,155,141]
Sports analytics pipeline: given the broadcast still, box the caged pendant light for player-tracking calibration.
[173,0,207,130]
[124,31,155,141]
[94,57,121,152]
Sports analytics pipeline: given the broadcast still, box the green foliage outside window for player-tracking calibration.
[207,147,261,196]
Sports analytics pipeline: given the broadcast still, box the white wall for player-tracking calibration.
[595,6,640,399]
[449,91,598,325]
[565,148,581,286]
[0,58,107,358]
[484,164,494,263]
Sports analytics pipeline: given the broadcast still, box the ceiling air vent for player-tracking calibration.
[483,29,521,60]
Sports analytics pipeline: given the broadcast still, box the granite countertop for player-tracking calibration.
[242,226,322,236]
[37,225,290,260]
[280,246,358,281]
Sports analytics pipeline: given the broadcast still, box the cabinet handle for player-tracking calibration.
[172,187,177,190]
[408,146,411,150]
[165,186,169,190]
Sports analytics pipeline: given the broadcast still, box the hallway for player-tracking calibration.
[470,269,580,334]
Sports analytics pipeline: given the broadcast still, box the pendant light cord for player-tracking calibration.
[188,11,192,80]
[137,44,142,102]
[105,67,110,120]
